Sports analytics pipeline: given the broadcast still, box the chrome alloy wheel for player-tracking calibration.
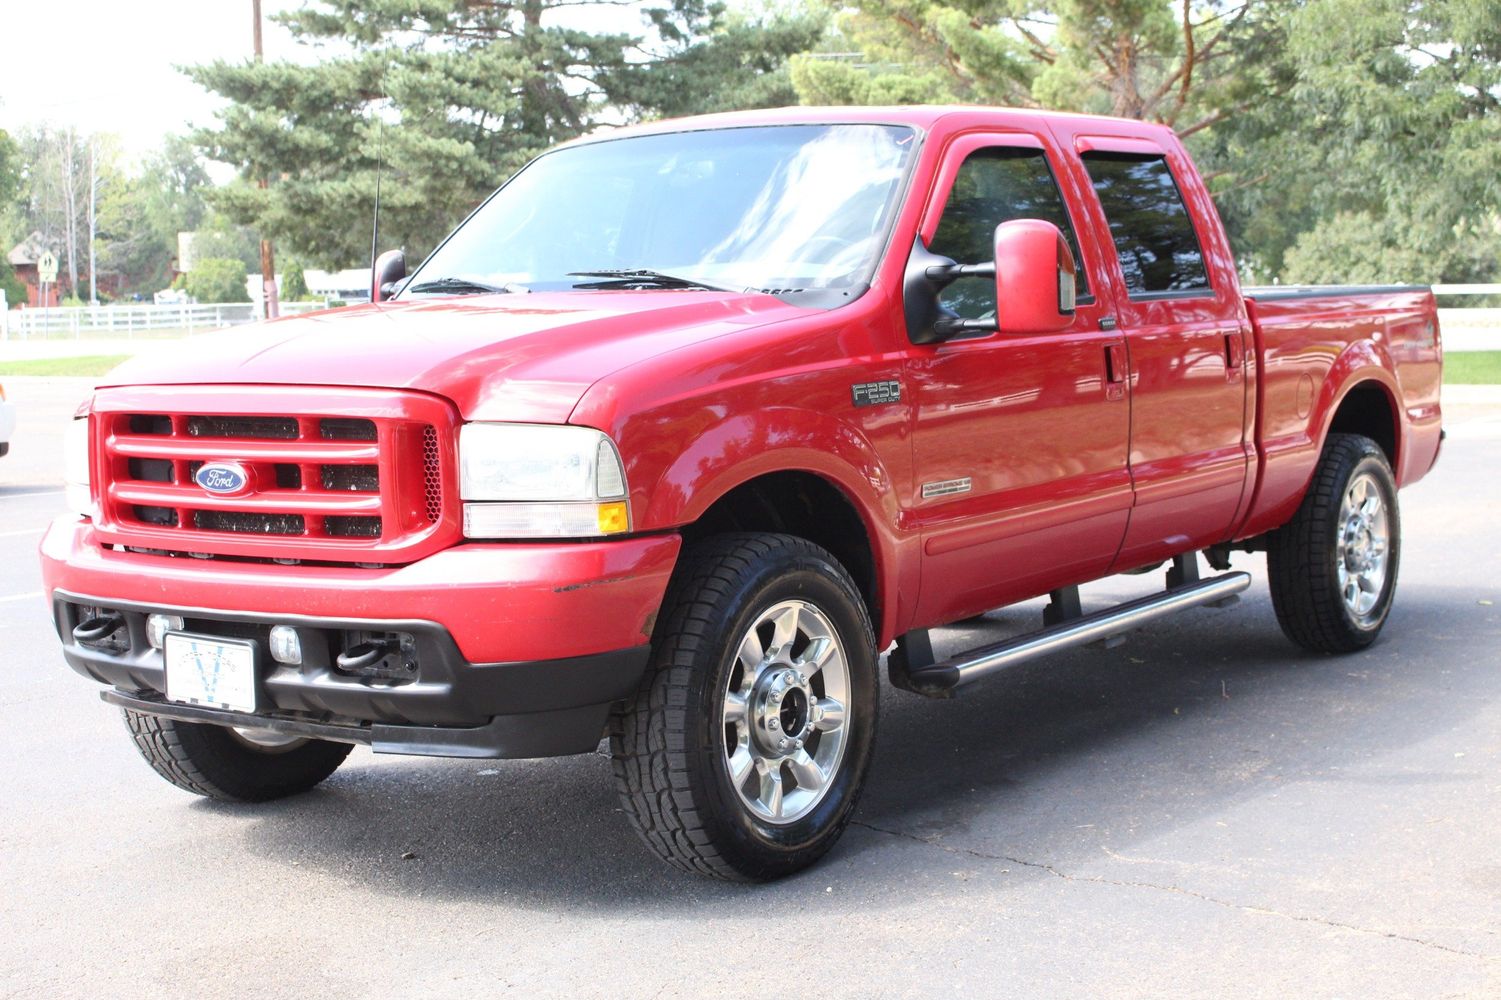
[721,600,851,825]
[1336,472,1390,620]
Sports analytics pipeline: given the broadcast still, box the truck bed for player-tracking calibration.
[1239,285,1443,539]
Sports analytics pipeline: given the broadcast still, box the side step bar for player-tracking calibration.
[897,571,1251,696]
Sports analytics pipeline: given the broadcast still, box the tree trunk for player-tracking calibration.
[61,131,80,295]
[520,0,546,139]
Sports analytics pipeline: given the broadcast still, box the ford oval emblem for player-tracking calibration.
[195,462,251,495]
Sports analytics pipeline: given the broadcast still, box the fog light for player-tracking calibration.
[269,626,303,665]
[146,614,184,649]
[268,624,303,660]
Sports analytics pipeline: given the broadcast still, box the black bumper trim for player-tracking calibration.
[102,689,618,760]
[54,589,652,739]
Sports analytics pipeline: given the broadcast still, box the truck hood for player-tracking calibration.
[99,291,813,423]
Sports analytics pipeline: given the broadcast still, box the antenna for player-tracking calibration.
[369,108,385,278]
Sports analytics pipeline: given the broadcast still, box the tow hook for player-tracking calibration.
[336,638,399,673]
[73,612,126,646]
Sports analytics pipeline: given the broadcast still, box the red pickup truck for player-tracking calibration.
[41,106,1442,881]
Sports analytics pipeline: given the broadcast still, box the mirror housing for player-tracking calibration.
[371,249,406,303]
[904,219,1078,344]
[993,219,1076,334]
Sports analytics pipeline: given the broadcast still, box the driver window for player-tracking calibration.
[929,147,1089,321]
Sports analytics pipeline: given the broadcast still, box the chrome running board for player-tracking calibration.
[898,571,1252,696]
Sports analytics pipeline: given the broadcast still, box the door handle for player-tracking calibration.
[1104,343,1127,400]
[1224,332,1244,381]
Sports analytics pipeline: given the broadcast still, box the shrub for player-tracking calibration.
[282,261,310,301]
[0,260,27,308]
[186,258,251,303]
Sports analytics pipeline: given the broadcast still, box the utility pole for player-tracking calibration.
[253,0,280,319]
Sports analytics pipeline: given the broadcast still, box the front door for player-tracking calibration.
[908,131,1132,627]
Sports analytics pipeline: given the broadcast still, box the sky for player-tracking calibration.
[0,0,306,160]
[0,1,655,164]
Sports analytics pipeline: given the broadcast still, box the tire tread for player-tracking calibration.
[609,532,872,881]
[1267,433,1399,653]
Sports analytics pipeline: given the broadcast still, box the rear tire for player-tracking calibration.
[1267,433,1401,653]
[610,533,878,881]
[123,709,352,802]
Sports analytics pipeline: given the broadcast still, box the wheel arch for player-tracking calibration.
[1320,374,1402,474]
[680,469,888,642]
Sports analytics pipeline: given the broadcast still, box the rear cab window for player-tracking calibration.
[1079,152,1211,299]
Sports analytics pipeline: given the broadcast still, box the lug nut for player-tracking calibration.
[778,738,789,750]
[794,739,803,749]
[769,719,779,730]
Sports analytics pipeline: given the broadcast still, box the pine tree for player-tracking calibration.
[188,0,822,268]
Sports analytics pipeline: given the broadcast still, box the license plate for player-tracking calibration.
[163,633,258,713]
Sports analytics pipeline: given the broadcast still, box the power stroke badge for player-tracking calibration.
[851,380,901,408]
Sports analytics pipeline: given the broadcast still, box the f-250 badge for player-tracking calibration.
[851,380,901,408]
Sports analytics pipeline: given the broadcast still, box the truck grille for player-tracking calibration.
[90,386,459,563]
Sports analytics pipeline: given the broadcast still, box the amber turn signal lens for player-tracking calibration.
[597,501,630,535]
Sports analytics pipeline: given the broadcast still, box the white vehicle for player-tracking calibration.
[0,382,13,458]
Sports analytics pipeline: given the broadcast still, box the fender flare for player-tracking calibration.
[1309,340,1404,468]
[637,405,912,644]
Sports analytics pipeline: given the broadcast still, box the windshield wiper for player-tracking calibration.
[407,277,523,296]
[567,269,748,293]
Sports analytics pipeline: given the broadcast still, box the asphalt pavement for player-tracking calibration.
[1,377,1498,999]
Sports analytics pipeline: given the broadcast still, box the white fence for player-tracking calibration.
[2,285,1498,346]
[0,300,333,340]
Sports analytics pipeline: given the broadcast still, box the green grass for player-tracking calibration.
[1444,351,1501,385]
[0,354,132,377]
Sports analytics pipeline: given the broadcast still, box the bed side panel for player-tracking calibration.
[1238,288,1441,539]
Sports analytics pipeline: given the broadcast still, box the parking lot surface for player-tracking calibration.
[2,377,1498,999]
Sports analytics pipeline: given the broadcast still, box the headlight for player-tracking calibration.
[459,423,630,539]
[64,413,95,519]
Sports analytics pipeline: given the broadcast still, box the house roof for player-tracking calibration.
[7,232,50,267]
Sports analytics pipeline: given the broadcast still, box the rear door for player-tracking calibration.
[907,129,1132,625]
[1048,126,1253,569]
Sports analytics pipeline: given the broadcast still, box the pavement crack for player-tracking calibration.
[850,820,1489,960]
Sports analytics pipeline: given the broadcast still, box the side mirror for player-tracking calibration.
[992,219,1076,334]
[903,219,1078,344]
[371,249,406,303]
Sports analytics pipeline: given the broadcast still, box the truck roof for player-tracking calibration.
[564,104,1177,149]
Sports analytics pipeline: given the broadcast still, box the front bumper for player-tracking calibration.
[41,517,680,758]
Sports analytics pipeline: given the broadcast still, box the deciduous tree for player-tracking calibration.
[790,0,1279,134]
[1211,0,1501,281]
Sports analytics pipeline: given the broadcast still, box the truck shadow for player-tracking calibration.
[222,584,1498,913]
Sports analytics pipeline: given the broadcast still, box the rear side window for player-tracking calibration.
[929,147,1089,321]
[1081,153,1209,296]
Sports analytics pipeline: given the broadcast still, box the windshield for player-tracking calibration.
[402,124,918,298]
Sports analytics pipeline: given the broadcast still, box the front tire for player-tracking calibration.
[124,709,352,802]
[610,533,878,881]
[1267,433,1401,653]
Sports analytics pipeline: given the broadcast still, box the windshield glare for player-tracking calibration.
[404,124,917,296]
